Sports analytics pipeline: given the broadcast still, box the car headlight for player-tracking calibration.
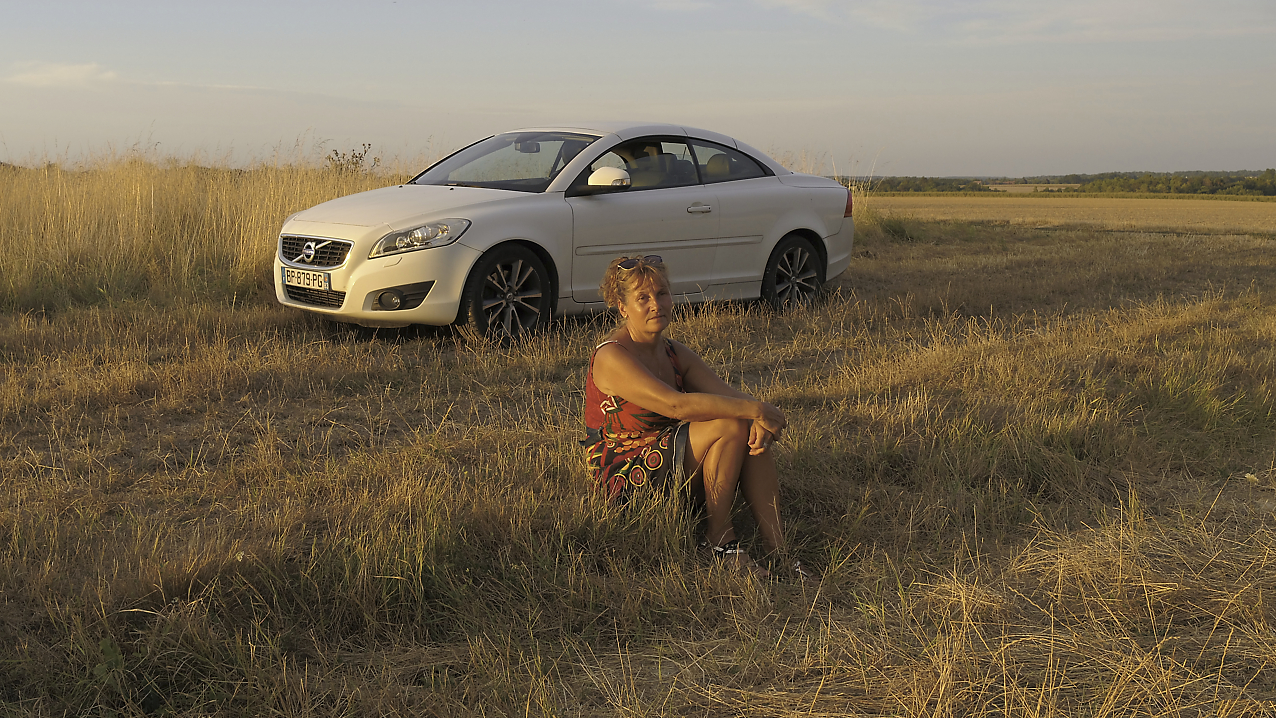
[369,219,471,259]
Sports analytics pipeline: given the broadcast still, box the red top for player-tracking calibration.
[582,339,685,498]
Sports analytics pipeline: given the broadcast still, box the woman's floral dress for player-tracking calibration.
[583,339,686,501]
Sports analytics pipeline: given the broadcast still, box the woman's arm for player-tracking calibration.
[671,340,787,449]
[592,343,783,432]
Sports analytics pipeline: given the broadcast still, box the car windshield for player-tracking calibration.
[412,132,602,193]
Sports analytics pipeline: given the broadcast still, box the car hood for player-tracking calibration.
[293,184,526,228]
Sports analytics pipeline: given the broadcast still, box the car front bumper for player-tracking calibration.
[274,235,482,327]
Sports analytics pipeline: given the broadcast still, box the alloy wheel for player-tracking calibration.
[480,258,544,337]
[773,245,819,309]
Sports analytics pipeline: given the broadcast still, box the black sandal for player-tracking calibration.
[711,538,745,559]
[711,539,769,577]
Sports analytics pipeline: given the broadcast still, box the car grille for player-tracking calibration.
[285,285,346,308]
[279,236,353,268]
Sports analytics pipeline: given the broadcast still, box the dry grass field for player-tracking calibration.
[868,194,1276,235]
[3,157,1276,715]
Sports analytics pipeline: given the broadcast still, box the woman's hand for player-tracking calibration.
[755,402,786,439]
[747,402,786,454]
[748,422,776,455]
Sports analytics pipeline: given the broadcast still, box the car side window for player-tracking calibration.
[589,151,627,172]
[581,138,700,191]
[689,140,768,184]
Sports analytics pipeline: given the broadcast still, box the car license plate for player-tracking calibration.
[282,267,331,291]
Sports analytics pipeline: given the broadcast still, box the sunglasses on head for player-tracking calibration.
[617,255,662,270]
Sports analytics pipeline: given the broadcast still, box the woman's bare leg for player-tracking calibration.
[739,452,784,555]
[686,419,788,569]
[686,418,749,547]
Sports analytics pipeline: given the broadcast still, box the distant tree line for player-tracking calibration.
[1064,169,1276,196]
[848,176,994,192]
[840,169,1276,196]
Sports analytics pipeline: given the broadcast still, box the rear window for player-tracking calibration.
[690,140,768,184]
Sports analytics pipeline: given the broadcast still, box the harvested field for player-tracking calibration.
[869,195,1276,234]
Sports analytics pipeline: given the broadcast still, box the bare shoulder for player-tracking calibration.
[593,335,680,400]
[593,332,630,362]
[593,341,626,365]
[592,337,639,382]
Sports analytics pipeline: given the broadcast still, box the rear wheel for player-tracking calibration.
[761,234,823,310]
[457,244,552,339]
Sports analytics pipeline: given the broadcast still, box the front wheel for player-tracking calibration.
[761,234,824,310]
[457,244,552,339]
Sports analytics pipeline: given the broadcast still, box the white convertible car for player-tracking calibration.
[274,122,854,336]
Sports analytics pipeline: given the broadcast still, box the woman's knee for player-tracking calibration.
[692,417,748,444]
[688,419,751,467]
[714,417,750,444]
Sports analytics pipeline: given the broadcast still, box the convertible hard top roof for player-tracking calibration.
[505,121,791,176]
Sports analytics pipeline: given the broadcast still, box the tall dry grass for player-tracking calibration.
[0,153,414,312]
[3,153,1276,715]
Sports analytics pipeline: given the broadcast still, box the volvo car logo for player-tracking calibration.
[291,238,333,265]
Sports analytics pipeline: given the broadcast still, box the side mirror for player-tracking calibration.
[589,167,631,188]
[572,167,631,196]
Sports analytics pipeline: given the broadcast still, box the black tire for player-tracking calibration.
[457,244,552,339]
[761,234,824,310]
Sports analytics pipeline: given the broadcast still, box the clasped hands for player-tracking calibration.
[749,402,787,456]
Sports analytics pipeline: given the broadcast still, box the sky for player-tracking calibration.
[2,0,1274,177]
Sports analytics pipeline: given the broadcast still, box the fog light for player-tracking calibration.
[378,290,403,310]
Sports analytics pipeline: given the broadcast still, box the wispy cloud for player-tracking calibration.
[3,61,281,94]
[1,61,435,117]
[949,0,1276,44]
[5,62,118,87]
[757,0,1276,42]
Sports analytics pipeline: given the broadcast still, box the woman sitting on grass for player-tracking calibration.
[582,255,811,580]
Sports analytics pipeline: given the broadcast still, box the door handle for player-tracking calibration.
[687,205,713,213]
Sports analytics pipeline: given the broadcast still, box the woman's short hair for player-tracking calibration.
[600,255,670,309]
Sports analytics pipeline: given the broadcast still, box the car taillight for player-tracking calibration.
[844,187,853,217]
